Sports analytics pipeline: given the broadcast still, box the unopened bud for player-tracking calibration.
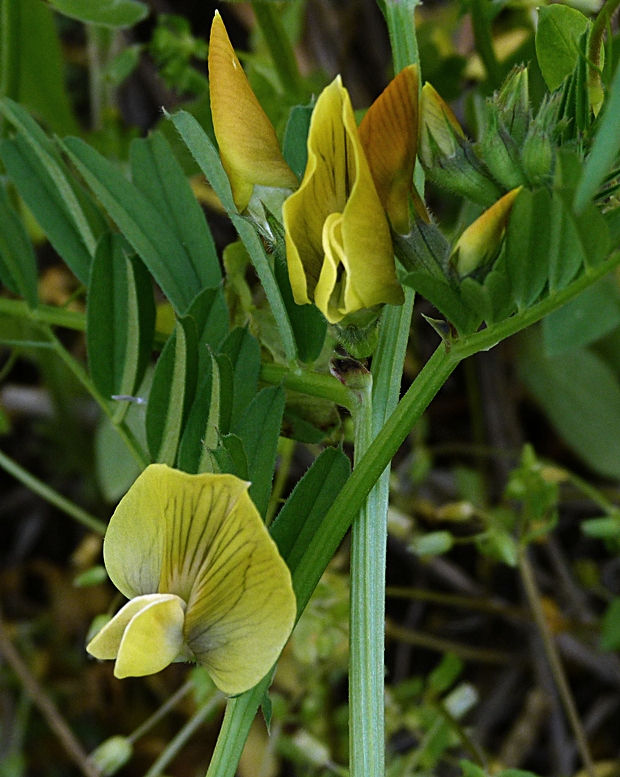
[478,113,527,190]
[521,128,554,185]
[451,187,521,277]
[89,737,133,776]
[495,65,530,145]
[419,83,502,207]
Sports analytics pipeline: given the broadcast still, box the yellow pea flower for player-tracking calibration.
[87,464,296,696]
[208,12,298,212]
[283,76,405,325]
[451,187,521,276]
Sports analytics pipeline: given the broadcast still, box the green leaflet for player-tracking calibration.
[219,327,262,431]
[129,133,221,291]
[234,386,286,518]
[61,136,209,315]
[0,183,38,308]
[47,0,148,27]
[535,5,589,92]
[87,234,155,423]
[146,318,198,465]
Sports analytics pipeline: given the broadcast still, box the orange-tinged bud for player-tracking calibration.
[451,187,521,276]
[208,12,298,211]
[358,65,427,232]
[419,82,465,166]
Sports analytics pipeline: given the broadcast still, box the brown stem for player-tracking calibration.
[518,547,595,777]
[0,616,101,777]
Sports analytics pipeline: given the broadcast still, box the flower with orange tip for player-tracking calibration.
[451,187,521,277]
[208,12,298,212]
[358,65,428,233]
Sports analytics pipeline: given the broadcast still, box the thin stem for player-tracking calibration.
[0,616,102,777]
[144,691,224,777]
[251,2,303,96]
[0,448,107,534]
[0,298,87,331]
[382,0,420,75]
[386,620,514,664]
[518,547,595,777]
[127,680,194,745]
[260,362,353,410]
[0,0,20,139]
[349,372,384,777]
[46,328,150,469]
[470,0,501,89]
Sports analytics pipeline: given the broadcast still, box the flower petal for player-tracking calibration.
[358,65,426,232]
[180,480,296,696]
[114,594,186,678]
[87,594,169,660]
[209,12,298,211]
[283,77,403,321]
[419,82,465,165]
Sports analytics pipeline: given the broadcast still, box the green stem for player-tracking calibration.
[128,680,194,745]
[349,372,384,777]
[382,0,420,75]
[205,679,270,777]
[470,0,501,89]
[0,298,86,331]
[260,362,353,410]
[251,2,303,95]
[144,691,224,777]
[0,0,20,139]
[0,448,107,534]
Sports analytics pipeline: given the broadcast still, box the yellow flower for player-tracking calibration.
[451,187,521,276]
[208,12,298,211]
[419,82,466,167]
[283,76,405,325]
[87,464,296,696]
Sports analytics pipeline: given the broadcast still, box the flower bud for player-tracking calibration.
[451,187,521,277]
[419,84,503,207]
[478,111,527,190]
[521,128,554,185]
[89,737,133,777]
[495,65,530,146]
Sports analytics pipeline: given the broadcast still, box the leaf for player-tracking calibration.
[543,276,620,356]
[547,191,586,292]
[215,353,234,436]
[17,0,80,136]
[47,0,148,27]
[0,137,95,284]
[210,434,249,480]
[518,327,620,478]
[87,234,155,422]
[601,597,620,650]
[234,386,285,518]
[270,446,351,576]
[186,286,229,367]
[574,54,620,212]
[219,327,261,431]
[283,104,313,181]
[129,132,221,290]
[274,257,326,363]
[61,136,207,314]
[535,5,589,91]
[146,318,198,464]
[168,109,236,213]
[177,352,219,474]
[0,184,38,308]
[505,187,552,310]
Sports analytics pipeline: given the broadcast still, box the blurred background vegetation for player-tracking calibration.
[1,1,620,776]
